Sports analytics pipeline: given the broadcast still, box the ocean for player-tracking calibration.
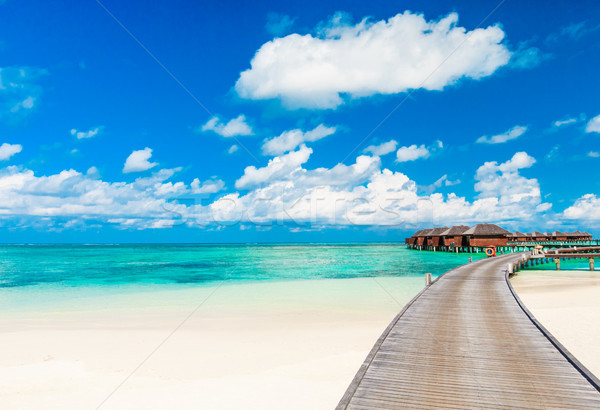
[0,243,483,288]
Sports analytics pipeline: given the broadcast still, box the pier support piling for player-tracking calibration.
[425,272,432,286]
[590,258,595,271]
[555,258,561,270]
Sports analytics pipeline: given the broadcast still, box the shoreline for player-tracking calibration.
[0,276,424,409]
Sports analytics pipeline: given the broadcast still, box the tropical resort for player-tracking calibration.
[3,1,600,409]
[406,223,596,253]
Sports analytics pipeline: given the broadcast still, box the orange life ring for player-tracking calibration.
[485,247,496,257]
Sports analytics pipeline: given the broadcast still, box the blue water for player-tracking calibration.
[0,243,484,288]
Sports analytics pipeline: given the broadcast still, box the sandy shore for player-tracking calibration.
[0,277,423,409]
[511,269,600,377]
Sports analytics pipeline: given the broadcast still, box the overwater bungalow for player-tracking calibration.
[429,227,449,248]
[442,225,470,248]
[463,223,512,247]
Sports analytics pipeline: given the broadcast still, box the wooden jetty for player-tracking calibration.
[337,253,600,409]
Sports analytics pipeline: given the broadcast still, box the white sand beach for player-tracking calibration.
[511,269,600,377]
[0,277,423,409]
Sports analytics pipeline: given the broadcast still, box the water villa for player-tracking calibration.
[406,223,597,253]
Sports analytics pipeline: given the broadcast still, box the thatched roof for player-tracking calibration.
[441,225,470,236]
[418,228,435,237]
[551,231,566,236]
[532,231,545,237]
[429,227,449,236]
[583,231,593,237]
[513,231,526,237]
[463,223,511,236]
[410,229,426,238]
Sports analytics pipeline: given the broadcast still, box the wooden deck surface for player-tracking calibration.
[337,253,600,409]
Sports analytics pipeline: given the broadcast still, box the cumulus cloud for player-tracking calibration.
[228,145,239,154]
[476,125,527,144]
[235,11,512,109]
[123,148,158,173]
[475,152,540,202]
[0,148,557,230]
[262,124,336,155]
[396,144,429,162]
[0,166,193,229]
[586,114,600,134]
[0,143,22,161]
[363,140,397,157]
[396,140,442,162]
[191,178,226,194]
[0,66,46,118]
[70,126,103,139]
[564,194,600,223]
[222,149,548,227]
[236,145,313,189]
[588,151,600,158]
[201,115,253,137]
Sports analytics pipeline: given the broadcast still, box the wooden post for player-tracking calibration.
[507,263,514,275]
[425,272,432,286]
[554,258,561,270]
[590,258,595,272]
[468,257,472,263]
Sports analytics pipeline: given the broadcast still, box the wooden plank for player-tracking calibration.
[336,252,600,409]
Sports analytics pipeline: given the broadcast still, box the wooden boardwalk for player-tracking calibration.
[337,253,600,409]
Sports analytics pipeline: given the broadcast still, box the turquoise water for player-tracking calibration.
[0,243,483,288]
[521,257,595,271]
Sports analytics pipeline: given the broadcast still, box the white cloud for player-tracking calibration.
[236,145,313,189]
[396,144,430,162]
[191,178,225,194]
[586,114,600,134]
[476,125,527,144]
[553,118,577,128]
[363,140,397,157]
[0,149,556,230]
[395,140,443,163]
[564,194,600,222]
[588,151,600,158]
[70,126,102,139]
[0,66,46,117]
[434,174,460,188]
[0,143,22,161]
[228,145,239,154]
[123,148,158,173]
[475,152,540,202]
[235,11,511,109]
[262,124,336,155]
[420,174,460,193]
[201,115,253,137]
[10,96,35,112]
[0,166,196,229]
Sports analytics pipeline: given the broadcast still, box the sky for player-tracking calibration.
[1,0,600,243]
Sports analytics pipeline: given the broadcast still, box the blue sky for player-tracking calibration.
[1,0,600,242]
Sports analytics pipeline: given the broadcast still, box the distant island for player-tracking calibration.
[406,223,595,253]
